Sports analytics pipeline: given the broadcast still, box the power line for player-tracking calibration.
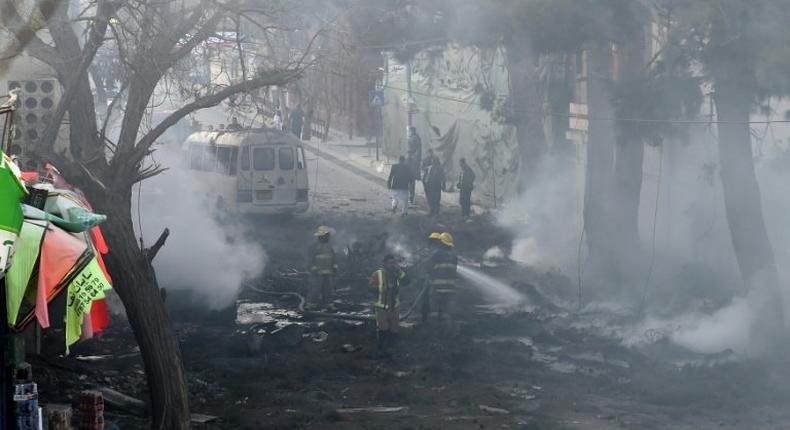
[304,64,790,126]
[376,82,790,126]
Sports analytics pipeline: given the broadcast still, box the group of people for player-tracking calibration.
[306,225,459,359]
[387,126,476,217]
[270,106,305,138]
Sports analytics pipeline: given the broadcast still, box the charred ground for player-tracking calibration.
[27,211,790,430]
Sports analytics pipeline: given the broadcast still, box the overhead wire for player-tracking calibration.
[303,66,790,126]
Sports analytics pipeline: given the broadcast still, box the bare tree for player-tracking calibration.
[1,0,313,428]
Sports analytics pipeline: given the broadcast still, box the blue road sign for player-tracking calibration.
[369,90,385,107]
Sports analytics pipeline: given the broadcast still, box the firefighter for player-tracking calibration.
[369,254,410,358]
[307,225,338,309]
[422,232,458,329]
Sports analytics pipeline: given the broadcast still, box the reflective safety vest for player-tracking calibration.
[310,242,336,275]
[428,248,457,293]
[372,268,406,309]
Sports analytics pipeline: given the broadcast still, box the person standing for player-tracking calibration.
[406,126,422,204]
[272,109,283,131]
[457,158,476,218]
[290,105,304,138]
[369,254,410,358]
[388,156,412,215]
[307,226,337,309]
[423,154,444,216]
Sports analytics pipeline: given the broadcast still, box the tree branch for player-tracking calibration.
[121,67,303,184]
[41,0,117,150]
[145,228,170,263]
[0,0,61,72]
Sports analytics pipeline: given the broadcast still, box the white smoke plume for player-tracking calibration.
[499,154,581,272]
[132,145,267,309]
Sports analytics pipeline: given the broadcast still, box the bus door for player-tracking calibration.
[237,144,254,206]
[295,145,308,202]
[272,145,298,203]
[248,145,285,204]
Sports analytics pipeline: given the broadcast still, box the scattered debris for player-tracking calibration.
[190,413,219,424]
[309,331,329,342]
[75,352,139,362]
[341,344,360,353]
[336,406,407,414]
[269,324,305,347]
[478,405,510,415]
[97,387,147,416]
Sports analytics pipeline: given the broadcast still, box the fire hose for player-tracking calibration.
[247,281,430,322]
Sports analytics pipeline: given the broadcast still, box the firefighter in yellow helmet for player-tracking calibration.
[307,225,338,309]
[369,254,410,358]
[421,231,458,327]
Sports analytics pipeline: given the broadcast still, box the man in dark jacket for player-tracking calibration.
[457,158,476,217]
[423,154,444,216]
[388,156,412,215]
[290,106,304,138]
[406,127,422,204]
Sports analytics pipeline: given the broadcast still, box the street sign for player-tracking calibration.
[569,102,589,132]
[369,90,385,107]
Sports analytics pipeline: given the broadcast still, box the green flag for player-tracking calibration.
[0,152,26,273]
[65,257,112,353]
[6,221,46,324]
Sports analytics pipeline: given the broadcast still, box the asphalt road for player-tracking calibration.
[306,149,400,218]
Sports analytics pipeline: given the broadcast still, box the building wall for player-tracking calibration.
[0,55,69,160]
[382,44,520,206]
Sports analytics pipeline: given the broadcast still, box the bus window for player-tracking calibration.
[189,145,203,170]
[200,145,215,171]
[278,147,294,170]
[217,146,238,175]
[253,147,275,171]
[240,145,250,170]
[229,147,239,174]
[297,146,305,169]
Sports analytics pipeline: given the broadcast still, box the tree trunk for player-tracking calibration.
[612,133,644,288]
[611,31,647,292]
[506,43,546,190]
[714,84,784,329]
[89,187,191,430]
[583,42,617,287]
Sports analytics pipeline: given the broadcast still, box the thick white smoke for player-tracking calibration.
[499,153,581,272]
[132,145,267,309]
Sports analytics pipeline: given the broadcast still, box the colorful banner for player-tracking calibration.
[6,221,46,324]
[65,258,112,352]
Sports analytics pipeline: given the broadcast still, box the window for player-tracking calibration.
[253,147,275,171]
[190,145,207,170]
[278,147,294,170]
[240,146,250,170]
[296,146,305,170]
[200,145,215,171]
[216,146,238,175]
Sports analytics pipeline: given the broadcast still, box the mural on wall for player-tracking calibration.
[382,44,520,204]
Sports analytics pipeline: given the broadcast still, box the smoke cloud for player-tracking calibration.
[499,153,581,272]
[132,145,267,309]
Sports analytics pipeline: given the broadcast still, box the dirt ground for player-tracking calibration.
[27,208,790,430]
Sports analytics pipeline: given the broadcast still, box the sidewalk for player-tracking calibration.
[301,137,464,214]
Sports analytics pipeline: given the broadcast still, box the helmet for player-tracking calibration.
[314,225,336,237]
[429,232,442,240]
[439,232,454,247]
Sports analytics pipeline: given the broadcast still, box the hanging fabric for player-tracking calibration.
[5,220,46,324]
